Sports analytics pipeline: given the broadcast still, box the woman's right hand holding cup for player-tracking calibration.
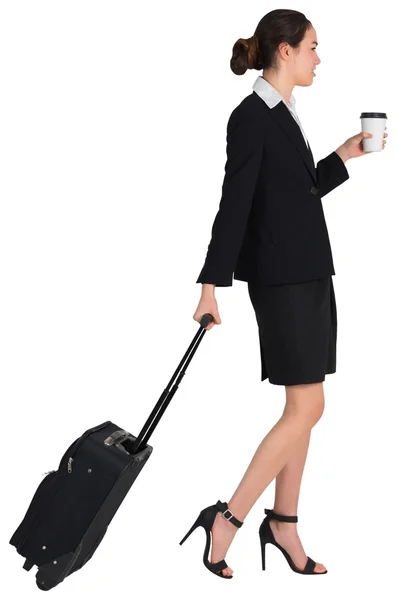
[193,284,222,331]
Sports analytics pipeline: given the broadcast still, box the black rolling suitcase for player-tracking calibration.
[9,313,214,591]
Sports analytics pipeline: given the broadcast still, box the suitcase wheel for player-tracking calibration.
[36,580,50,591]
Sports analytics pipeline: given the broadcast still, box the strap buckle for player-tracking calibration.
[222,508,234,521]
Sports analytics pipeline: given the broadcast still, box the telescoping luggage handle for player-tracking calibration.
[129,313,214,455]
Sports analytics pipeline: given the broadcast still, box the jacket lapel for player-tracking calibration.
[255,94,317,184]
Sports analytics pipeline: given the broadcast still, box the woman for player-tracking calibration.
[180,9,387,578]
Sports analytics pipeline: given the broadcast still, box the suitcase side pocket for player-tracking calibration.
[10,471,58,550]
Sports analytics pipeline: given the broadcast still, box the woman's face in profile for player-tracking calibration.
[294,26,321,87]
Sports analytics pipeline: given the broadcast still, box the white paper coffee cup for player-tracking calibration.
[360,112,387,152]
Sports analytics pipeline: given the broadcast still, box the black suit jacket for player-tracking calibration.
[196,90,350,286]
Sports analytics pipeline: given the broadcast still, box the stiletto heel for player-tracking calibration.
[259,508,327,575]
[179,516,201,546]
[179,500,244,579]
[260,537,267,570]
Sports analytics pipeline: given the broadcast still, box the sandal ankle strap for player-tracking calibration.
[265,508,298,523]
[216,500,244,528]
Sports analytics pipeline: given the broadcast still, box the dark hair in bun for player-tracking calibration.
[231,9,312,75]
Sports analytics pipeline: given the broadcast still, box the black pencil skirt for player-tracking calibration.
[248,275,337,386]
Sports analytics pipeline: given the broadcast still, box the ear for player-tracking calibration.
[278,41,290,60]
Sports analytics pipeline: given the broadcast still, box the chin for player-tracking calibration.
[296,77,313,87]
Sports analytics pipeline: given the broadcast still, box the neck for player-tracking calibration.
[261,72,294,107]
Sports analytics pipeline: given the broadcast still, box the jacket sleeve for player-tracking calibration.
[316,150,350,197]
[196,108,265,287]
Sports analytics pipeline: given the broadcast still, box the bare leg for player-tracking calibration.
[209,382,325,576]
[270,425,326,573]
[274,428,311,515]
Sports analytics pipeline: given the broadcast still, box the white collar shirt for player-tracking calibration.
[252,75,309,149]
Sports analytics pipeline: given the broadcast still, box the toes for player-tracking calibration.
[314,562,327,573]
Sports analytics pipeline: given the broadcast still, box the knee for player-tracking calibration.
[284,382,325,427]
[309,396,325,425]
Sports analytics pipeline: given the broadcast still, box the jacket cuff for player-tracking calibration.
[332,150,350,177]
[196,272,232,287]
[317,151,349,197]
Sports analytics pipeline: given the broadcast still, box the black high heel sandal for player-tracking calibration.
[179,500,244,579]
[259,508,327,575]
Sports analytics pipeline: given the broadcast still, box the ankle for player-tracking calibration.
[272,507,298,518]
[214,513,239,540]
[271,519,298,533]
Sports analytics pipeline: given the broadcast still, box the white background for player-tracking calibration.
[0,1,394,598]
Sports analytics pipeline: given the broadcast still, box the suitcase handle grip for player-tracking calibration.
[199,313,214,329]
[104,430,129,446]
